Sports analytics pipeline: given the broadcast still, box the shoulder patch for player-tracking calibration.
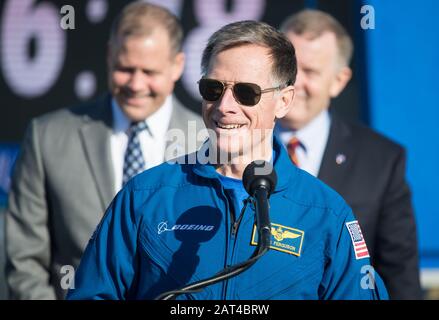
[346,220,370,260]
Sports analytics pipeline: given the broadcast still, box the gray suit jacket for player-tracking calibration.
[6,94,205,299]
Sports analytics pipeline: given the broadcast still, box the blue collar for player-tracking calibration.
[192,135,297,193]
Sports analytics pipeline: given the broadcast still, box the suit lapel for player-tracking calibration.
[168,97,188,133]
[78,95,115,211]
[318,114,356,192]
[166,97,191,155]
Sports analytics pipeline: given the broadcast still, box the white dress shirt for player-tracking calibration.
[276,110,331,177]
[110,96,173,193]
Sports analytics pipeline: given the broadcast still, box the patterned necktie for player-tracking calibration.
[123,121,148,185]
[287,136,301,167]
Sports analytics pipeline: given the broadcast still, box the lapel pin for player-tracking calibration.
[336,153,346,165]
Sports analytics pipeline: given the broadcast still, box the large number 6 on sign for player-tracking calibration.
[1,0,66,98]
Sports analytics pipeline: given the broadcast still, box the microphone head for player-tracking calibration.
[243,160,277,197]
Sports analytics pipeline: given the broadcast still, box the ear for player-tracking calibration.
[329,66,352,97]
[274,85,295,119]
[171,52,185,81]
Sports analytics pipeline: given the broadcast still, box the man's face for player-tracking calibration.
[281,31,351,130]
[202,44,292,161]
[108,29,184,121]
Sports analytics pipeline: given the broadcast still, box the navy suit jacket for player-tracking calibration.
[317,113,422,299]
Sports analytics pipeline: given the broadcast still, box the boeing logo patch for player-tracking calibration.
[157,221,215,234]
[251,223,305,256]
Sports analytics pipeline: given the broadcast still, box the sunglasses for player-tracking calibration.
[198,78,287,106]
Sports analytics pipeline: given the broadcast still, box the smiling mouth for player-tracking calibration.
[215,121,245,129]
[124,94,150,100]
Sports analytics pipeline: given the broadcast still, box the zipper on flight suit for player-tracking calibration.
[226,190,237,237]
[231,199,249,236]
[221,188,242,299]
[223,193,251,299]
[218,186,230,299]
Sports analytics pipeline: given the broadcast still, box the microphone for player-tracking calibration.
[243,160,277,250]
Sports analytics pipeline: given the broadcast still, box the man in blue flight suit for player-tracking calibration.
[67,21,388,300]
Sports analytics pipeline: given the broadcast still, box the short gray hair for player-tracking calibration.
[201,20,297,86]
[280,9,353,66]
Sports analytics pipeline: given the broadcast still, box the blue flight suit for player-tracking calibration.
[67,137,388,300]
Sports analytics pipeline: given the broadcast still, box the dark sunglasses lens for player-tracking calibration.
[199,79,224,101]
[234,83,261,106]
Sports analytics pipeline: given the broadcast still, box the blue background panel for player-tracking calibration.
[364,0,439,267]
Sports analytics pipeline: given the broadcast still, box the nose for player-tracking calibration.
[294,67,305,91]
[216,85,240,114]
[127,70,147,92]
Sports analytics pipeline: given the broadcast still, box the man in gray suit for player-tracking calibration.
[5,2,205,299]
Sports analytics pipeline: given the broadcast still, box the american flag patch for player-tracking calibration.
[346,220,370,260]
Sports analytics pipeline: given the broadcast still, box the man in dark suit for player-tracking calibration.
[5,2,205,299]
[275,9,422,299]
